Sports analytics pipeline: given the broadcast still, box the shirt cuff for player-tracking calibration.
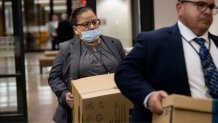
[143,91,155,108]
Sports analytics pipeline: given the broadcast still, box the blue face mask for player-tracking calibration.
[78,28,101,42]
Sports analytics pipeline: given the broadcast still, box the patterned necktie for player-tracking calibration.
[194,38,218,99]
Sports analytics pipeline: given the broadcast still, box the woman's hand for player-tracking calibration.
[66,92,74,109]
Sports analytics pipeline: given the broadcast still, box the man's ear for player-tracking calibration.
[176,2,184,17]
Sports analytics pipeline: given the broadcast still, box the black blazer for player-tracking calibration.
[115,24,218,123]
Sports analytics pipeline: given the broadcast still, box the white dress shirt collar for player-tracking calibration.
[178,20,209,43]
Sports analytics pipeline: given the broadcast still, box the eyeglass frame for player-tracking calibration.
[75,19,101,29]
[180,0,218,15]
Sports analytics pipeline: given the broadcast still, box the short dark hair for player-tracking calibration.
[178,0,185,2]
[70,7,94,26]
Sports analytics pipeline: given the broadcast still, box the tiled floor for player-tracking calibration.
[25,52,57,123]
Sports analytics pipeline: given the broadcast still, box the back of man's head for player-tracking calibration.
[61,13,68,20]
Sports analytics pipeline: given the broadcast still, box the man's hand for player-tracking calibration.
[66,92,74,109]
[147,90,168,114]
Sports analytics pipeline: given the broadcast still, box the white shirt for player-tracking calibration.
[143,21,218,108]
[178,20,218,99]
[52,21,58,29]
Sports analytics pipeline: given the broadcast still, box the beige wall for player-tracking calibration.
[0,8,3,36]
[96,0,218,47]
[154,0,218,35]
[154,0,178,29]
[210,0,218,35]
[96,0,132,48]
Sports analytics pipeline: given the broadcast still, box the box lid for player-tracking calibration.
[82,88,120,98]
[163,94,214,113]
[72,73,116,94]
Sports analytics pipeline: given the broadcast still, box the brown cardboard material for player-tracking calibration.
[72,73,133,123]
[152,94,217,123]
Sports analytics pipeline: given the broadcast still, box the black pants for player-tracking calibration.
[52,39,59,50]
[67,107,72,123]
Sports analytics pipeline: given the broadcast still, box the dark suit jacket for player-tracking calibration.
[48,35,126,123]
[115,24,218,123]
[56,20,73,44]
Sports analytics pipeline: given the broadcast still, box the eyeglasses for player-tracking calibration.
[76,19,101,29]
[181,1,218,15]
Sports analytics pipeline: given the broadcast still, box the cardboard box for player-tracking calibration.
[72,73,133,123]
[152,94,218,123]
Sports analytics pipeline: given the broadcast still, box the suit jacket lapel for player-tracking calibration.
[168,24,190,95]
[100,35,122,62]
[209,33,218,48]
[70,37,81,80]
[214,41,218,47]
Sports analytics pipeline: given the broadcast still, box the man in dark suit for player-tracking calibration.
[56,13,73,48]
[115,0,218,122]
